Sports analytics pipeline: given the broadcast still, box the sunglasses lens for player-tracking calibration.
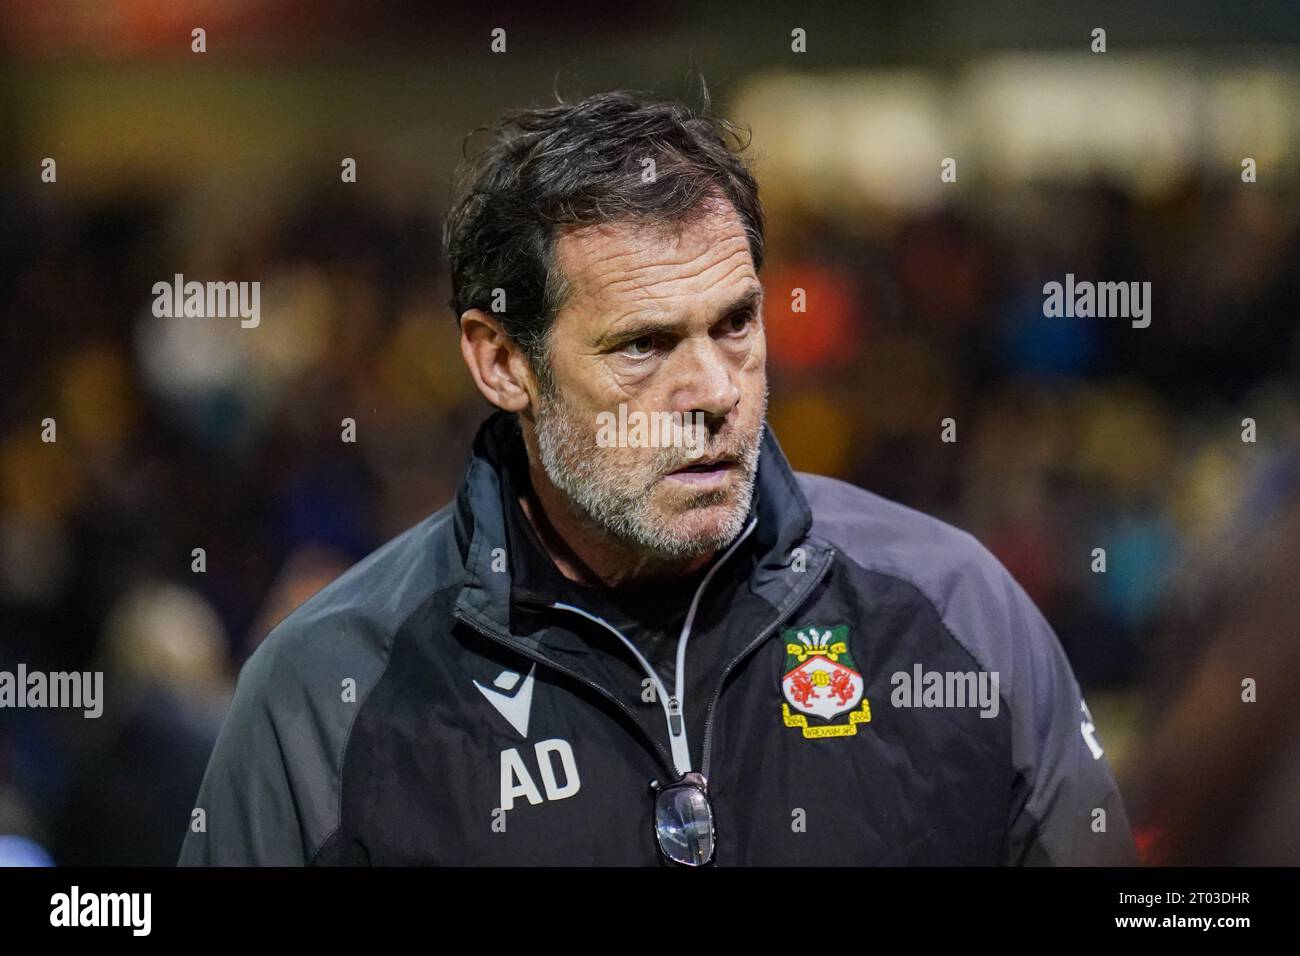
[654,783,714,866]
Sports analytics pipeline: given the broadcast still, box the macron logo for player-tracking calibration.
[474,664,536,738]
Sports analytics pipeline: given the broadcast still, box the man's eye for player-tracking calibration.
[728,310,754,332]
[625,335,656,356]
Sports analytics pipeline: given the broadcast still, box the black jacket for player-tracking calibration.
[179,411,1137,865]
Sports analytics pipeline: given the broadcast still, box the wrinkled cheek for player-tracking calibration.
[738,362,767,418]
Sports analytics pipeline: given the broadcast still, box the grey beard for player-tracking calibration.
[533,393,762,562]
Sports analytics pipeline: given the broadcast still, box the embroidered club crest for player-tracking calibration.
[780,625,871,738]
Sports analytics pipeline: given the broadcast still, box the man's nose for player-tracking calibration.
[669,338,741,421]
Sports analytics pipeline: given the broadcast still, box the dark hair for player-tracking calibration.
[442,84,765,382]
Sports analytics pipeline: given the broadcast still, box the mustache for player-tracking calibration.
[653,428,761,475]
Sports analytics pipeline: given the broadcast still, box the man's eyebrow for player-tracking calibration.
[593,284,764,350]
[719,285,764,317]
[593,319,681,350]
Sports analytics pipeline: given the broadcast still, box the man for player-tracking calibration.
[179,89,1136,866]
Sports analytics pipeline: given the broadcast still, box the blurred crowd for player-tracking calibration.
[1,167,1298,864]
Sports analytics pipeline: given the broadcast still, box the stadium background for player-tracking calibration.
[2,0,1299,865]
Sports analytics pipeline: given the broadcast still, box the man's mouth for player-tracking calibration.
[665,456,737,487]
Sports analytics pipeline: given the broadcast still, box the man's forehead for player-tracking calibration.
[553,203,754,314]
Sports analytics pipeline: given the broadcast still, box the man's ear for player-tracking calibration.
[459,309,536,413]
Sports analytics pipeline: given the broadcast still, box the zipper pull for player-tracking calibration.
[668,696,683,736]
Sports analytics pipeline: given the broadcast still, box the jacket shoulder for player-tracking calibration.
[796,472,1135,865]
[239,499,463,755]
[799,472,999,594]
[797,472,988,568]
[796,471,1037,686]
[179,503,460,865]
[264,502,461,657]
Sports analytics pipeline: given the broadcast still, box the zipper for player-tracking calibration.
[547,516,759,779]
[456,525,825,786]
[546,602,688,773]
[453,609,678,778]
[699,546,834,779]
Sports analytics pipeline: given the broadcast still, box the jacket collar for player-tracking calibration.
[452,409,817,638]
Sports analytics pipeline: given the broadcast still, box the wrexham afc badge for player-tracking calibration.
[780,625,871,738]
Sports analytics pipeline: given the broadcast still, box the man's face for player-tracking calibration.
[529,199,767,562]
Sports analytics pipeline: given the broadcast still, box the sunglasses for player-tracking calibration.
[650,772,715,866]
